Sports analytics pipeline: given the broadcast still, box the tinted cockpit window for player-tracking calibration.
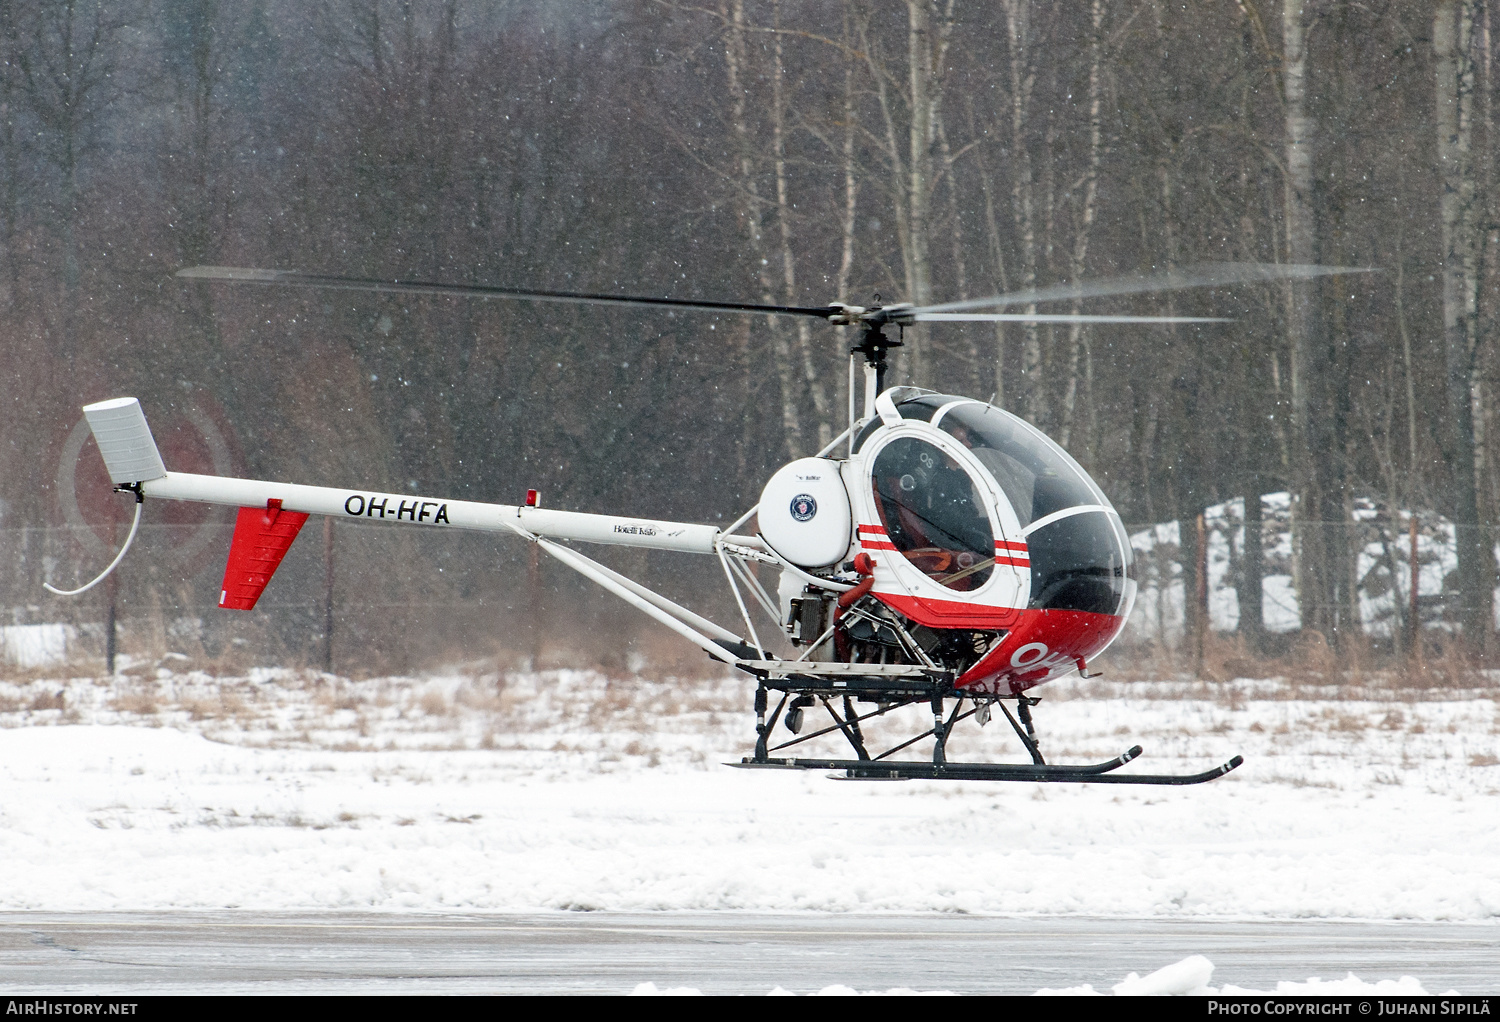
[851,416,883,454]
[935,402,1100,527]
[1026,510,1130,614]
[851,395,947,454]
[871,436,994,590]
[896,395,947,422]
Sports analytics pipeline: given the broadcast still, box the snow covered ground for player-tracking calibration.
[1,665,1496,924]
[636,956,1448,995]
[1031,955,1446,996]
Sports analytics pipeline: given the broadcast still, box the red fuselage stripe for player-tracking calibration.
[861,546,1028,563]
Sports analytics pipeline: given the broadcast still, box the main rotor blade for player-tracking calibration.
[910,262,1374,315]
[176,266,840,320]
[914,313,1230,324]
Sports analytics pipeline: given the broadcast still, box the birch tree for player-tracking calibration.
[1057,0,1104,456]
[1435,0,1491,649]
[769,0,832,449]
[1281,0,1335,643]
[1001,0,1042,423]
[722,0,806,458]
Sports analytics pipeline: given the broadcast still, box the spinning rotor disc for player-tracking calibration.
[176,261,1366,330]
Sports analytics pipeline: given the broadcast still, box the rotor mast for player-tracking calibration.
[852,320,900,421]
[830,303,906,424]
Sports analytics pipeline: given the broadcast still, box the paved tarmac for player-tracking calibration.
[0,913,1495,995]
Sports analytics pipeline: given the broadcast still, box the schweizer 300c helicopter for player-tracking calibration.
[56,261,1349,783]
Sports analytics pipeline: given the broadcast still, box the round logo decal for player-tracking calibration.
[1010,642,1049,668]
[789,494,818,522]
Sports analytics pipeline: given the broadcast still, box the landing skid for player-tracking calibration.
[731,749,1244,785]
[737,670,1243,786]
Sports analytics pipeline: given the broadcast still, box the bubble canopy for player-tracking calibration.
[863,395,1134,617]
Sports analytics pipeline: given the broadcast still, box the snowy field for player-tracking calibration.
[0,664,1496,926]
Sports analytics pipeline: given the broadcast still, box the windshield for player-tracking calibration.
[1026,510,1132,614]
[870,436,995,591]
[914,397,1133,615]
[931,400,1104,528]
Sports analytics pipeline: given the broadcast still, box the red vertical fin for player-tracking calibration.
[219,498,311,611]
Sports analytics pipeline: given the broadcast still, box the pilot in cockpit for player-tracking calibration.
[873,435,993,590]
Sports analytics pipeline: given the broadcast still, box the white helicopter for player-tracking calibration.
[55,261,1348,783]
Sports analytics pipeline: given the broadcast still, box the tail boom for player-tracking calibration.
[78,398,764,651]
[140,471,726,555]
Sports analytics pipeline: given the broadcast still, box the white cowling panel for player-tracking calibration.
[82,398,168,484]
[757,457,853,568]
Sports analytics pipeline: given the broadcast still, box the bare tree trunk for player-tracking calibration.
[1158,150,1201,650]
[835,3,860,306]
[863,1,955,392]
[770,0,831,449]
[1435,0,1491,651]
[1481,2,1500,543]
[935,111,975,390]
[724,0,804,458]
[1236,152,1265,655]
[1002,0,1041,422]
[1282,0,1328,645]
[1392,173,1421,505]
[1059,0,1103,453]
[903,0,934,387]
[978,154,1010,408]
[1241,490,1266,655]
[834,1,861,433]
[1040,103,1059,431]
[164,0,236,402]
[0,8,22,302]
[869,24,910,383]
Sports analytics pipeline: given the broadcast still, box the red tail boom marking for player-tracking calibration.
[219,498,309,611]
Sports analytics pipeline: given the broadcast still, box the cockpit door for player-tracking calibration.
[857,430,1027,623]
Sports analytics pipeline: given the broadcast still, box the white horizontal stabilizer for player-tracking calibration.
[82,398,168,485]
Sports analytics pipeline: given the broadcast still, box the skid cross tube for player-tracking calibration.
[765,695,924,755]
[872,704,980,762]
[819,695,871,760]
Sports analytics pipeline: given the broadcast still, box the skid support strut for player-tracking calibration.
[931,694,946,766]
[930,695,964,767]
[842,695,870,760]
[997,697,1045,765]
[753,687,788,762]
